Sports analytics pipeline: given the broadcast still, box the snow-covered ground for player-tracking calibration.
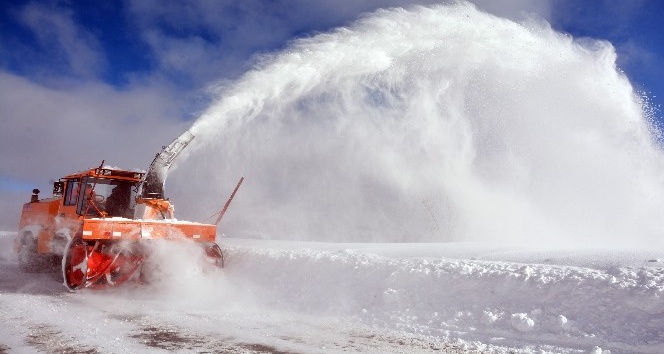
[1,231,663,353]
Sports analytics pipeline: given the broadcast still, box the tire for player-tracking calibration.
[18,234,44,272]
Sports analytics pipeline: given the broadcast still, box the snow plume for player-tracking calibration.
[172,2,664,247]
[130,239,253,310]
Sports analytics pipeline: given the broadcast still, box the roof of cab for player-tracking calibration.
[62,167,145,182]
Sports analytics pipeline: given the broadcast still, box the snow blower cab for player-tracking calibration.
[62,167,144,220]
[16,131,230,291]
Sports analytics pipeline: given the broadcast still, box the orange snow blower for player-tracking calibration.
[15,131,241,291]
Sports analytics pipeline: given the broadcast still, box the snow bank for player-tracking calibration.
[221,239,664,353]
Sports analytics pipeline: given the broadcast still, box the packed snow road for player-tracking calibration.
[0,233,467,354]
[1,232,663,353]
[0,260,455,354]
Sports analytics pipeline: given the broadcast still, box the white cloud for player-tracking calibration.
[18,2,106,78]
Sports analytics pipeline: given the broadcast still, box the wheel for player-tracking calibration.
[62,237,90,291]
[18,233,43,272]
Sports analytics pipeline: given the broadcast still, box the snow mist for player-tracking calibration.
[173,3,664,247]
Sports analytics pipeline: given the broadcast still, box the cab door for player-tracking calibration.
[55,179,84,238]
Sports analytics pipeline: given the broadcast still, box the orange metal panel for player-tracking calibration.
[81,219,217,242]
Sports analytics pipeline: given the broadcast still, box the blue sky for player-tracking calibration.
[0,0,663,228]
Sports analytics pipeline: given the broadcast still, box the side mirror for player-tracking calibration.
[53,181,64,197]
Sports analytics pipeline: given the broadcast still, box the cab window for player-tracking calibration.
[64,180,81,206]
[76,177,138,218]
